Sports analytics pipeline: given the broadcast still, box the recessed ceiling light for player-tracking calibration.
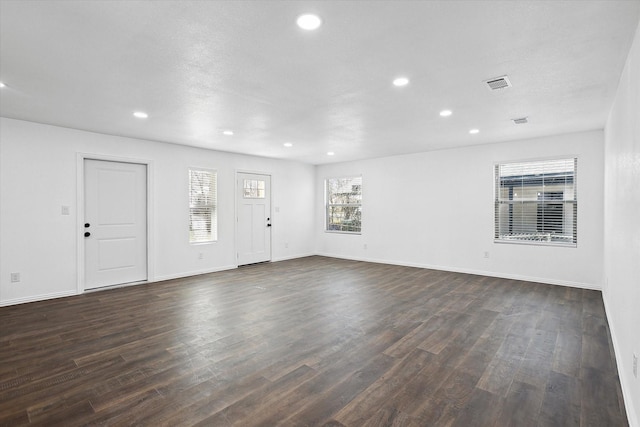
[439,110,452,117]
[283,143,293,147]
[297,14,322,30]
[133,111,148,119]
[469,129,480,134]
[223,130,234,136]
[393,77,409,87]
[327,151,335,156]
[0,82,6,88]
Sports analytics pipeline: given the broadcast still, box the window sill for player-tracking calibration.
[494,239,576,248]
[325,230,361,235]
[190,241,217,246]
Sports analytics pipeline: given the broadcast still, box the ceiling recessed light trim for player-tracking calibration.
[223,130,234,136]
[133,111,148,119]
[297,14,322,30]
[469,129,480,134]
[439,110,452,117]
[327,151,335,156]
[0,82,6,88]
[283,143,293,147]
[393,77,409,87]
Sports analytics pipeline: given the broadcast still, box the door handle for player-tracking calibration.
[266,217,271,227]
[84,223,90,228]
[84,232,91,237]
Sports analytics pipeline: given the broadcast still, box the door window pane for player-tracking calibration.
[243,179,265,198]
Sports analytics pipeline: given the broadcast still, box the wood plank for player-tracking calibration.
[0,256,628,426]
[361,407,423,427]
[412,369,480,424]
[334,348,434,426]
[199,364,317,425]
[538,370,581,427]
[475,332,530,396]
[552,328,583,378]
[449,387,502,427]
[494,380,545,427]
[580,366,628,427]
[280,353,396,426]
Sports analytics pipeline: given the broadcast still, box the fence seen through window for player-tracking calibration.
[495,158,577,246]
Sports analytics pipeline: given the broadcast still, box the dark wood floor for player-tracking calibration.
[0,256,628,426]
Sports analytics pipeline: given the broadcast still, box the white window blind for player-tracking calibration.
[189,169,217,243]
[326,176,362,233]
[495,158,577,246]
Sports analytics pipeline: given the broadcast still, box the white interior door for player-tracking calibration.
[236,173,271,266]
[84,159,147,289]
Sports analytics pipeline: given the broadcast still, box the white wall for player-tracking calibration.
[604,19,640,427]
[316,130,604,289]
[0,118,315,306]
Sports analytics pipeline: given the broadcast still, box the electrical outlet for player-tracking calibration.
[198,252,204,260]
[284,242,289,249]
[484,251,490,259]
[10,272,20,283]
[633,353,638,378]
[363,244,368,250]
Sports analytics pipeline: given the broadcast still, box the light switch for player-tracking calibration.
[61,205,70,215]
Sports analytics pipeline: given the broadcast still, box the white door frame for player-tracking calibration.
[235,169,272,266]
[76,153,154,293]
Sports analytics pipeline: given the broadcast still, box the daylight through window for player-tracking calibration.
[243,179,265,198]
[189,169,217,243]
[326,176,362,233]
[495,158,577,246]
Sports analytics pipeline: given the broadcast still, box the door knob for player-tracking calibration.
[84,232,91,237]
[84,223,90,228]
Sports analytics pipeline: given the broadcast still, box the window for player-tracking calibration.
[189,169,217,243]
[495,158,577,245]
[243,179,265,198]
[326,176,362,233]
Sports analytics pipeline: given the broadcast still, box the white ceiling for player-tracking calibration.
[1,1,639,165]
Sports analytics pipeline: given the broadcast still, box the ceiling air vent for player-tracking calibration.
[512,117,528,124]
[484,75,512,91]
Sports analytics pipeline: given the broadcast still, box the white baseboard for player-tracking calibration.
[271,252,315,262]
[314,252,602,291]
[602,290,639,427]
[153,264,237,282]
[0,290,78,307]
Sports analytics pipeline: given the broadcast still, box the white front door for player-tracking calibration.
[236,173,271,266]
[84,159,147,289]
